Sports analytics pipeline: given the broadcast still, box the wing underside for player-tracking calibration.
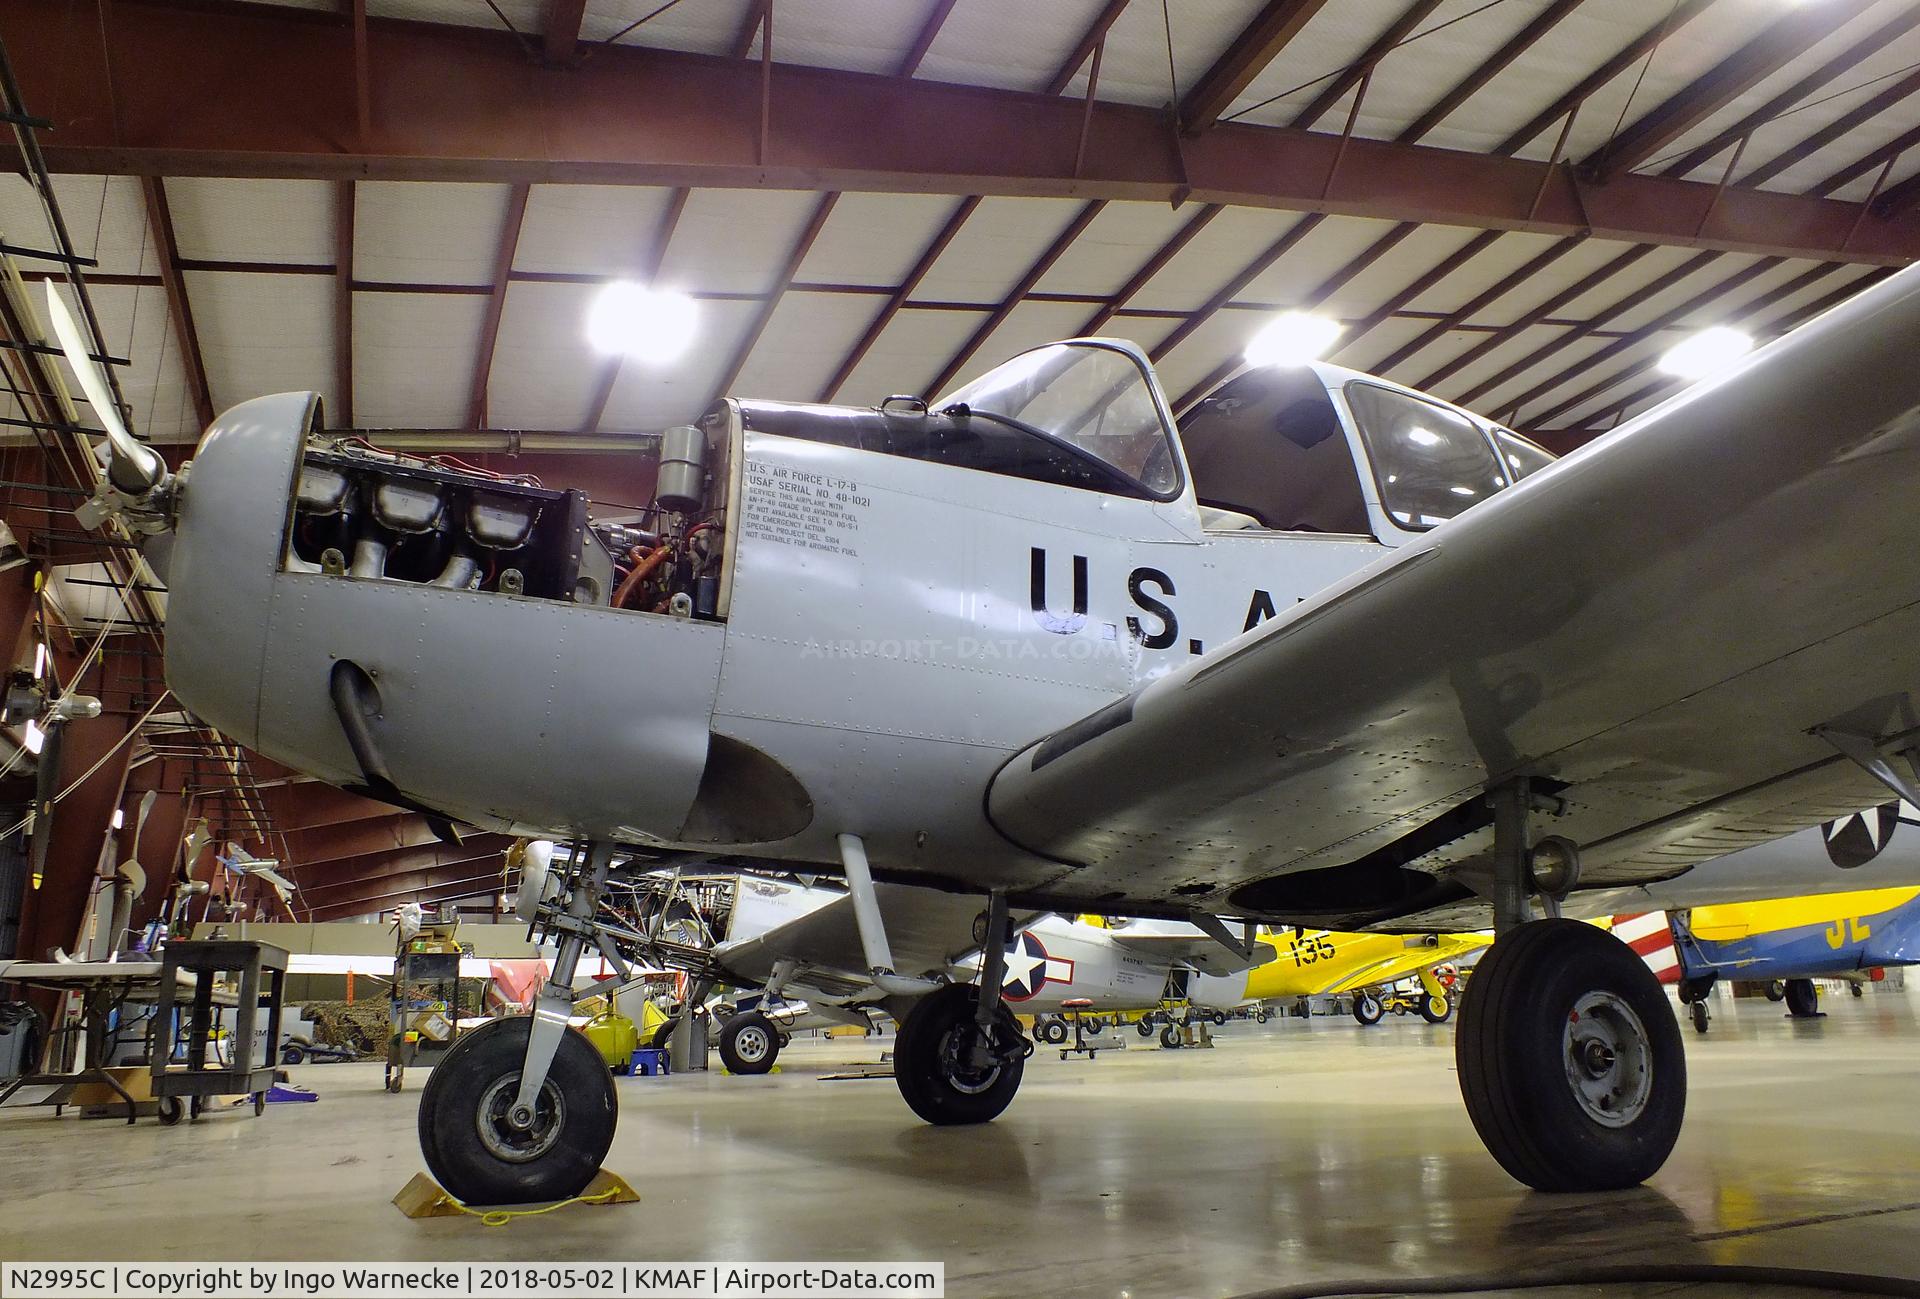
[988,268,1920,931]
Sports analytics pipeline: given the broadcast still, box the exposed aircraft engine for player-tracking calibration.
[283,429,727,621]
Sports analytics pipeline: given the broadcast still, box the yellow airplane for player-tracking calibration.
[1190,928,1491,1025]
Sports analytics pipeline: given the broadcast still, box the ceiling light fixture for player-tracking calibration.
[1245,311,1343,368]
[1659,326,1753,380]
[586,282,699,364]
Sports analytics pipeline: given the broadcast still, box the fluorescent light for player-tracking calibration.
[111,809,124,830]
[1245,311,1343,367]
[23,720,43,755]
[586,282,698,363]
[1659,326,1752,380]
[31,643,44,680]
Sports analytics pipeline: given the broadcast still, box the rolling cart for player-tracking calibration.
[384,917,467,1093]
[151,939,287,1124]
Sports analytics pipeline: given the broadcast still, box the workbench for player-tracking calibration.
[0,959,237,1124]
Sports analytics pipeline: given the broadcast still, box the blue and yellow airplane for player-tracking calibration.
[1653,886,1920,1032]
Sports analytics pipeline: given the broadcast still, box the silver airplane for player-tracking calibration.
[43,262,1920,1205]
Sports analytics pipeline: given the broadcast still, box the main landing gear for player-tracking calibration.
[418,842,620,1205]
[718,1010,786,1075]
[834,834,1031,1126]
[1454,778,1686,1191]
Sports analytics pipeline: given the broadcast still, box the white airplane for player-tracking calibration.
[46,261,1920,1205]
[521,856,1270,1073]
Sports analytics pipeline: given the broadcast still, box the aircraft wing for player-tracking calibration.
[1316,935,1490,995]
[988,268,1920,931]
[1105,931,1277,976]
[713,883,996,996]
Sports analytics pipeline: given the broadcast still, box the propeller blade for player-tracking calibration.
[44,283,165,494]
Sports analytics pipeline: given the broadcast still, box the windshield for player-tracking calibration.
[937,343,1181,497]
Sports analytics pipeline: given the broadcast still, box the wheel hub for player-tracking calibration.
[736,1026,769,1062]
[1562,991,1652,1128]
[477,1073,568,1162]
[937,1024,1003,1094]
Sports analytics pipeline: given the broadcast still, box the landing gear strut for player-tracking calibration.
[418,841,619,1204]
[1455,777,1686,1191]
[838,835,1031,1125]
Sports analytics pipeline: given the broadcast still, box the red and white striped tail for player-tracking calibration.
[1612,913,1680,984]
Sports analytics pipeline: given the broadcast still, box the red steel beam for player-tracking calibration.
[542,0,590,66]
[466,181,530,431]
[1743,69,1920,191]
[1367,235,1589,378]
[1395,0,1584,145]
[1418,244,1664,396]
[1523,262,1874,430]
[10,4,1917,264]
[1076,203,1223,338]
[303,869,510,922]
[1494,0,1720,156]
[1659,3,1920,178]
[139,176,215,429]
[1149,215,1324,364]
[333,180,354,425]
[1290,0,1444,131]
[583,186,689,431]
[1502,260,1788,425]
[899,0,959,78]
[923,199,1106,399]
[1181,0,1334,134]
[1579,0,1877,181]
[1047,0,1131,95]
[281,812,443,870]
[704,192,839,409]
[816,195,980,403]
[290,840,512,902]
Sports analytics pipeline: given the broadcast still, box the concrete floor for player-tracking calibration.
[3,987,1920,1298]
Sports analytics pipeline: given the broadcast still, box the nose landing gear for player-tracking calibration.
[1454,778,1686,1192]
[417,840,621,1205]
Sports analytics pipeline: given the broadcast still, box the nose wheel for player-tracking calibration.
[1456,917,1685,1191]
[417,1016,617,1205]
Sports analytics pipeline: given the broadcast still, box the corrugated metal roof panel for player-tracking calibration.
[513,185,680,278]
[797,193,964,289]
[185,271,336,415]
[733,291,887,403]
[167,178,332,265]
[353,293,489,429]
[355,182,516,286]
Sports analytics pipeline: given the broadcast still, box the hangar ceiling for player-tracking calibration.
[2,0,1918,926]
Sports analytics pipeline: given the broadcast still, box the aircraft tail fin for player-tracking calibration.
[1612,912,1681,984]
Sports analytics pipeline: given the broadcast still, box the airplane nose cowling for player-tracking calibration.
[167,397,726,843]
[164,391,321,751]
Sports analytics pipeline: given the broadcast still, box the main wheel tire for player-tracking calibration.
[1083,1017,1104,1037]
[1689,1000,1709,1035]
[417,1017,617,1206]
[1352,992,1384,1026]
[1850,982,1865,999]
[892,985,1025,1126]
[1210,1011,1228,1027]
[1038,1018,1069,1045]
[281,1043,305,1065]
[1419,995,1452,1024]
[1456,918,1685,1192]
[1763,980,1787,1002]
[1135,1018,1155,1038]
[1784,978,1819,1017]
[719,1012,780,1075]
[1254,1008,1271,1024]
[1159,1024,1182,1049]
